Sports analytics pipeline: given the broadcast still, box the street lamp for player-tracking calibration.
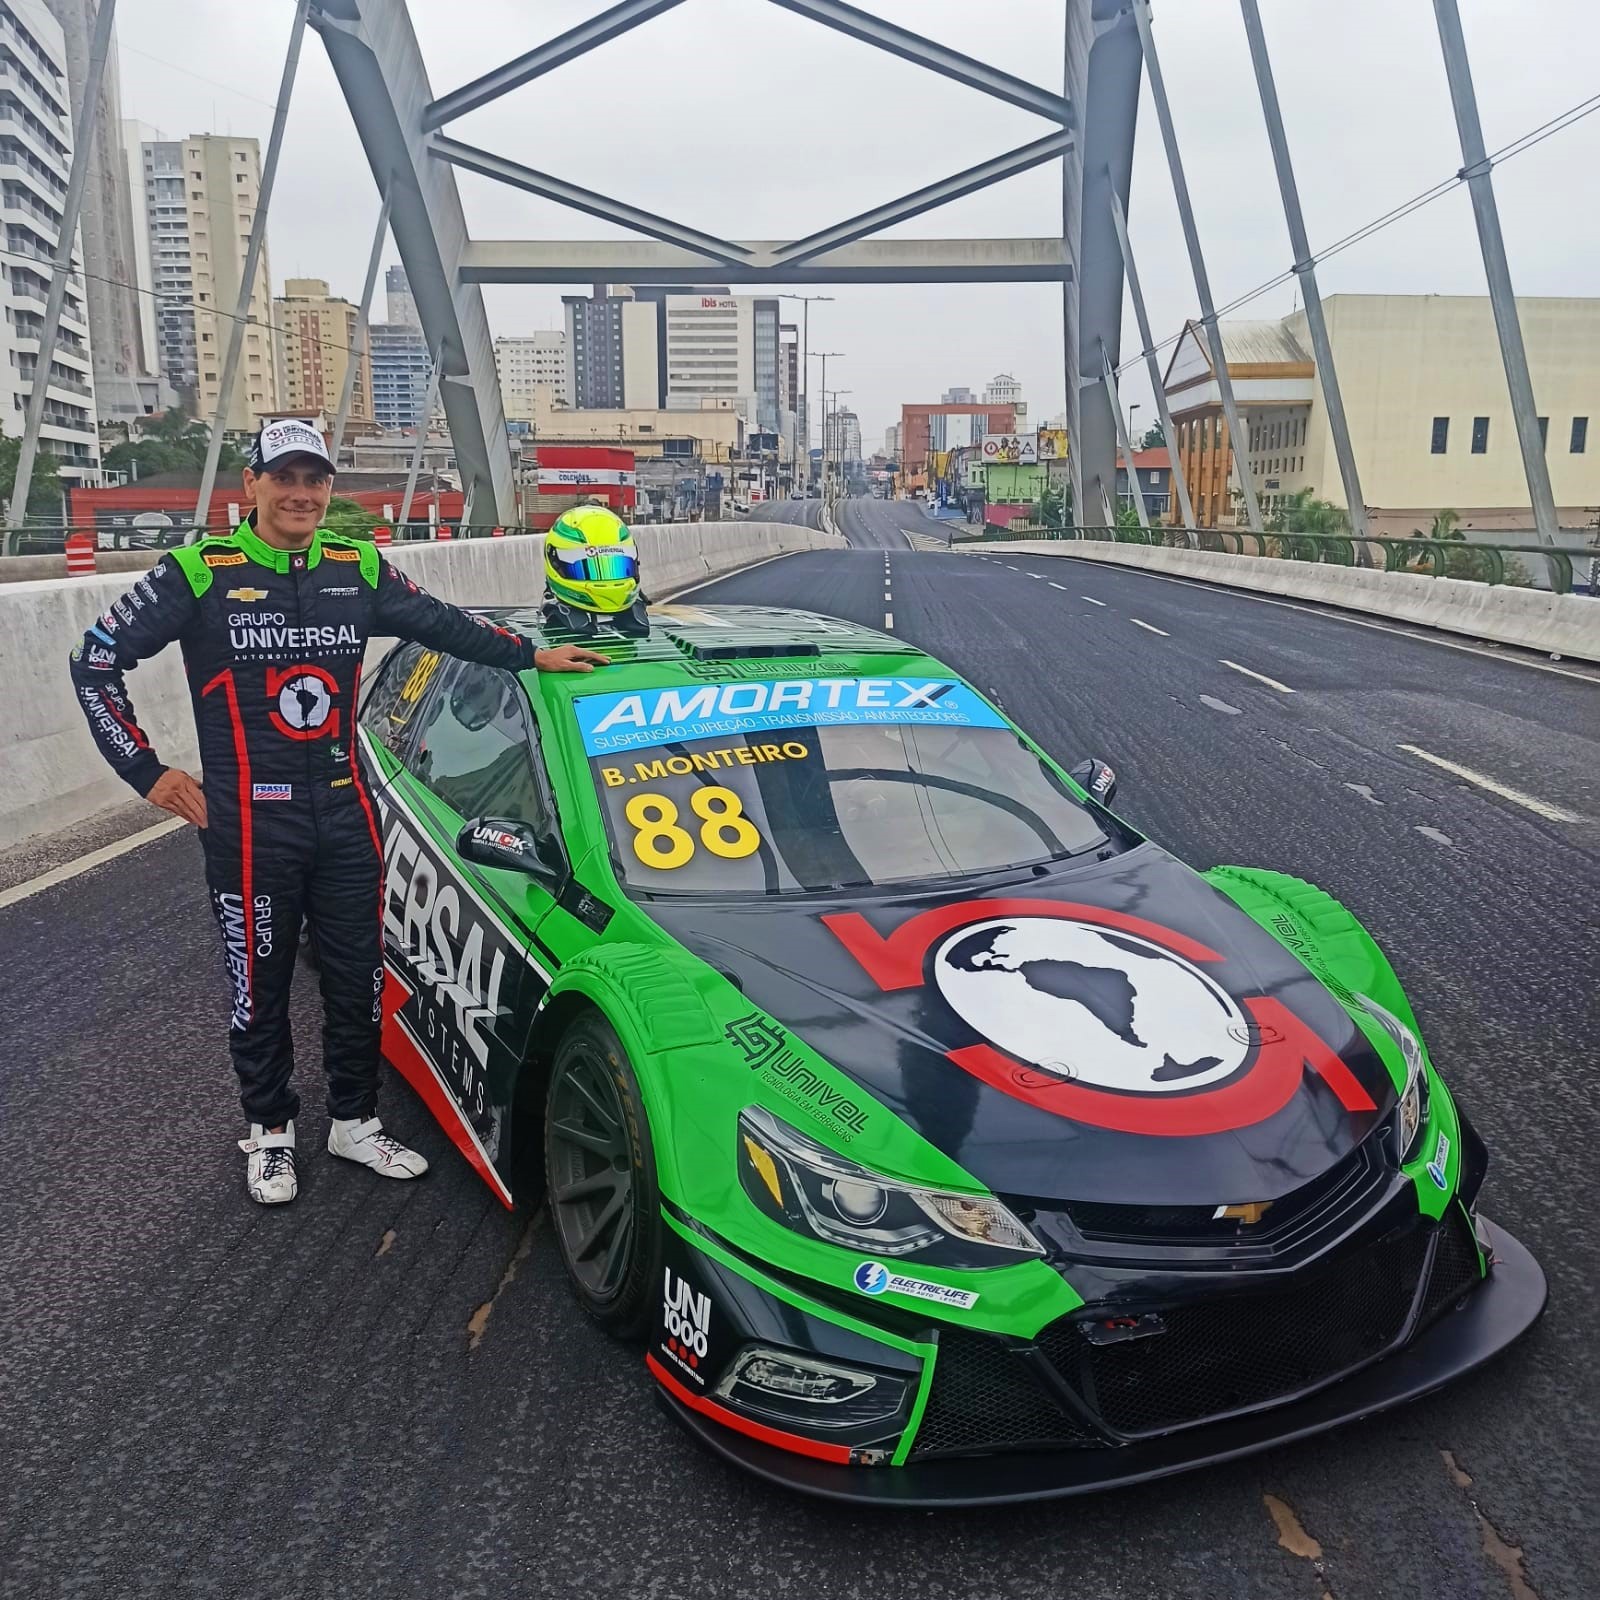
[776,294,834,469]
[811,351,844,492]
[1128,402,1141,445]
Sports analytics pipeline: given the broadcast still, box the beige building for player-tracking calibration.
[182,135,278,429]
[1163,295,1600,533]
[275,278,371,425]
[527,393,746,462]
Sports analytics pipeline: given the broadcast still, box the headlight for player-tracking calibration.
[1355,993,1429,1161]
[737,1106,1043,1269]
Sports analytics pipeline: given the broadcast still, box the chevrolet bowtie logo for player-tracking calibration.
[1214,1201,1274,1224]
[227,587,269,602]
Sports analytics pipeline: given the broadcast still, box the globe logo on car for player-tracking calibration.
[854,1261,890,1295]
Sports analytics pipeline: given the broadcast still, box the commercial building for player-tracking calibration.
[664,291,756,416]
[138,134,278,429]
[274,278,371,425]
[368,319,430,431]
[45,0,150,417]
[984,373,1026,424]
[495,331,569,418]
[1,0,99,487]
[902,402,1017,482]
[1163,294,1600,533]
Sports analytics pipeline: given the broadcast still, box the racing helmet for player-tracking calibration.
[543,505,639,615]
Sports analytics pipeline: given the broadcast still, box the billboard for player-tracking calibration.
[981,432,1037,465]
[1036,428,1069,461]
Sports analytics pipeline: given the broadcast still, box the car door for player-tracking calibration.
[370,655,564,1189]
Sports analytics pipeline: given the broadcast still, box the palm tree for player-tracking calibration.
[1429,509,1462,541]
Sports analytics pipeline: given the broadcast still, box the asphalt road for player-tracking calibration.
[3,502,1596,1600]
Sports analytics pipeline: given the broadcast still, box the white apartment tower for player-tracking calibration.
[495,331,569,418]
[0,0,100,490]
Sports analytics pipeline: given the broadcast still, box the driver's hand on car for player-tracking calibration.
[147,766,207,828]
[535,643,612,673]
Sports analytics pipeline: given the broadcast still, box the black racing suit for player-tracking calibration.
[69,522,540,1127]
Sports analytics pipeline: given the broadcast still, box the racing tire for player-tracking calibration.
[545,1012,661,1340]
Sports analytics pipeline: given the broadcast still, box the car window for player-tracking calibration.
[360,642,445,762]
[585,716,1108,898]
[411,660,552,830]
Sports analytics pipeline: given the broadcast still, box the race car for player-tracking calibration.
[355,602,1546,1506]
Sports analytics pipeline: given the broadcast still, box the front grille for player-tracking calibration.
[1038,1223,1433,1437]
[906,1216,1488,1461]
[910,1330,1096,1461]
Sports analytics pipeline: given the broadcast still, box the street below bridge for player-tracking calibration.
[2,506,1596,1599]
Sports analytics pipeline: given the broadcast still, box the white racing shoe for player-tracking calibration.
[327,1116,429,1179]
[239,1122,298,1205]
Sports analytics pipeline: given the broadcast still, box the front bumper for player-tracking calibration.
[655,1217,1545,1507]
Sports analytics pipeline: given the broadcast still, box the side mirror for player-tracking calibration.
[457,817,565,882]
[1069,758,1118,807]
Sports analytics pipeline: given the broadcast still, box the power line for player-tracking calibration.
[1116,88,1600,380]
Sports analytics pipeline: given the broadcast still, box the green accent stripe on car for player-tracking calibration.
[891,1348,940,1467]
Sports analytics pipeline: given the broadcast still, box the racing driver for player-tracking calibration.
[68,418,609,1205]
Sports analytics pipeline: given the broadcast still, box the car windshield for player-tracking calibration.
[577,677,1107,896]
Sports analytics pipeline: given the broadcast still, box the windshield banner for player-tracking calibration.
[575,676,1006,756]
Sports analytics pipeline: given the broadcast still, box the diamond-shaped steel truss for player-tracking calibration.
[310,0,1141,522]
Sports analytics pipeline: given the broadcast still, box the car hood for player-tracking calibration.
[646,844,1396,1205]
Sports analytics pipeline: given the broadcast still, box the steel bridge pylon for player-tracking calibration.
[309,0,1141,523]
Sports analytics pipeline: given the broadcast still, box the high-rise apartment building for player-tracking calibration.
[140,135,278,429]
[562,292,657,410]
[45,0,148,417]
[825,407,862,467]
[275,277,371,423]
[753,297,779,431]
[122,118,165,409]
[369,320,430,430]
[495,331,568,418]
[1,0,99,487]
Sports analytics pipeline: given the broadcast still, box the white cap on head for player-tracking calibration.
[250,418,334,473]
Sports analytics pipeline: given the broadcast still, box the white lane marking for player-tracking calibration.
[1343,782,1385,806]
[1414,825,1455,847]
[1082,595,1107,607]
[1220,658,1297,694]
[1048,581,1067,590]
[1131,618,1170,636]
[1029,572,1047,578]
[884,611,894,630]
[1396,744,1582,822]
[1199,695,1242,715]
[0,816,186,911]
[1044,557,1600,685]
[669,547,806,598]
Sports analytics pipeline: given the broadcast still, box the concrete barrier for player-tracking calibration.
[970,538,1600,664]
[0,517,842,852]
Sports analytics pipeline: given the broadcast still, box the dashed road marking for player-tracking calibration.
[1397,744,1581,822]
[1082,595,1106,607]
[1221,659,1296,693]
[1415,825,1455,847]
[1343,783,1385,805]
[1048,581,1067,590]
[884,611,894,630]
[1131,618,1170,636]
[1199,695,1242,715]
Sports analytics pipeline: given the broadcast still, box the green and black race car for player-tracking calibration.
[357,601,1545,1506]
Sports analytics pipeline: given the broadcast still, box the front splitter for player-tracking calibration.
[655,1217,1546,1508]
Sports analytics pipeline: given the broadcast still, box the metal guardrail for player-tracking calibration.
[971,522,1578,595]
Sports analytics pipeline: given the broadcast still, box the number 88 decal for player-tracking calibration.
[624,786,760,869]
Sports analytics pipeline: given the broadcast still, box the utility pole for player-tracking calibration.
[814,351,843,496]
[779,294,832,491]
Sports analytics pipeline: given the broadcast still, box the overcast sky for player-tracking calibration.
[118,0,1599,451]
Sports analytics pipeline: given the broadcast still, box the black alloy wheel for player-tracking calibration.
[544,1012,660,1337]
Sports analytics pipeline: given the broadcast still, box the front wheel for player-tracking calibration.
[544,1012,661,1338]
